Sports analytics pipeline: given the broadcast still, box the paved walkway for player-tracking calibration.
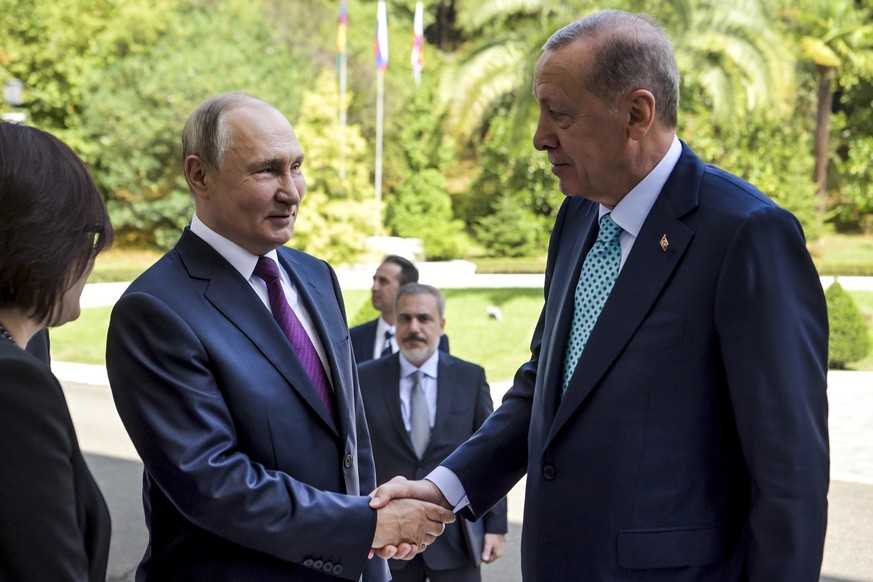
[61,368,873,581]
[63,271,873,580]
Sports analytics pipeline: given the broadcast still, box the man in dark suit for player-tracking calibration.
[106,93,453,581]
[350,256,449,363]
[358,284,505,582]
[371,10,829,580]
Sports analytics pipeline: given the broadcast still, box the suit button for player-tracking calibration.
[303,559,314,567]
[543,465,556,480]
[323,561,333,572]
[344,453,353,468]
[333,564,343,575]
[313,560,324,569]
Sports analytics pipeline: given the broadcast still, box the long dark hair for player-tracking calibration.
[0,122,113,324]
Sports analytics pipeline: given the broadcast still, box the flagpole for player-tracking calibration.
[337,1,348,179]
[374,0,388,236]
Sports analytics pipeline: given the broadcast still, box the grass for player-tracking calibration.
[59,234,873,377]
[57,288,543,382]
[809,235,873,276]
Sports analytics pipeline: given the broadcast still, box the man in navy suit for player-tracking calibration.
[372,10,829,580]
[350,256,449,363]
[106,93,453,581]
[359,284,505,582]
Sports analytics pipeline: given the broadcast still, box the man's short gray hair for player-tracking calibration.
[181,92,271,176]
[544,9,680,128]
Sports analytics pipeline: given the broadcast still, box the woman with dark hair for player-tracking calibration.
[0,122,113,581]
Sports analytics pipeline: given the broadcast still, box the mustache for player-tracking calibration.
[402,333,426,343]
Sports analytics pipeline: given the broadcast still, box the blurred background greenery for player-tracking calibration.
[5,0,873,374]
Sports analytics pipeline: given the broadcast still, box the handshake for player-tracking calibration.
[368,477,453,560]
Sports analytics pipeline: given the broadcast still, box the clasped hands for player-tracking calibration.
[369,476,453,560]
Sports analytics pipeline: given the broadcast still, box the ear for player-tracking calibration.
[439,318,446,334]
[184,155,210,200]
[625,89,656,140]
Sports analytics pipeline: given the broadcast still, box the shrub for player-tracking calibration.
[826,281,872,369]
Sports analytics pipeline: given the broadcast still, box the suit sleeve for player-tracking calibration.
[473,367,508,535]
[440,198,573,520]
[107,292,377,580]
[714,206,829,580]
[0,357,93,581]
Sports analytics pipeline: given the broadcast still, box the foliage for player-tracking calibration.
[680,92,824,239]
[293,69,376,265]
[465,112,560,256]
[382,80,471,260]
[826,280,872,369]
[72,0,312,248]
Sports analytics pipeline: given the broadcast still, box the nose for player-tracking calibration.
[533,111,554,152]
[277,171,304,204]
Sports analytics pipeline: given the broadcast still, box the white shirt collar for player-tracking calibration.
[399,349,440,379]
[190,212,281,279]
[601,136,682,236]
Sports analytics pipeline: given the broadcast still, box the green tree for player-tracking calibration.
[293,70,376,265]
[825,281,871,369]
[779,0,873,211]
[383,79,470,260]
[439,0,793,144]
[72,0,311,248]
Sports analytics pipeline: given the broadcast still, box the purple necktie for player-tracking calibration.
[253,256,336,422]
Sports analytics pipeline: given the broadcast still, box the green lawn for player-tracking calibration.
[62,235,873,377]
[52,288,545,382]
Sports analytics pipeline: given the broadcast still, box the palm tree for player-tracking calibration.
[439,0,795,145]
[780,0,873,212]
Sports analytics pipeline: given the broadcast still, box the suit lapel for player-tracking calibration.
[535,201,599,426]
[548,146,702,443]
[176,232,338,436]
[378,356,411,451]
[431,354,456,448]
[277,250,344,435]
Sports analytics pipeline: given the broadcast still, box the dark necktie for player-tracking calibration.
[253,256,336,422]
[380,330,393,357]
[563,214,623,393]
[409,371,430,458]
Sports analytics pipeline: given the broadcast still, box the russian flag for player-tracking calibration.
[375,0,389,71]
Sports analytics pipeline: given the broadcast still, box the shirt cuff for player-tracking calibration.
[427,466,469,512]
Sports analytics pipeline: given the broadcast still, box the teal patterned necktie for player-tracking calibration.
[562,214,623,393]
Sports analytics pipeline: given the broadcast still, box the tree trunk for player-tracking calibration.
[814,65,835,214]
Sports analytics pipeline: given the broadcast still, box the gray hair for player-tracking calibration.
[181,92,271,175]
[394,283,446,318]
[544,9,680,128]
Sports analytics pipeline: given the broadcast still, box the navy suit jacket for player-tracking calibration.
[107,229,389,582]
[358,352,507,573]
[440,143,829,580]
[350,318,450,364]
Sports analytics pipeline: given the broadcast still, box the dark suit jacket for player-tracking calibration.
[106,229,389,582]
[439,143,829,580]
[0,342,111,581]
[358,352,506,573]
[350,318,450,364]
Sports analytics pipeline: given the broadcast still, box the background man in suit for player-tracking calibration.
[350,256,448,363]
[359,284,505,582]
[106,92,453,581]
[372,10,829,580]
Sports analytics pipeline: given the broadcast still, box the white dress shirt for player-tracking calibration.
[398,351,439,431]
[189,213,332,387]
[373,317,398,359]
